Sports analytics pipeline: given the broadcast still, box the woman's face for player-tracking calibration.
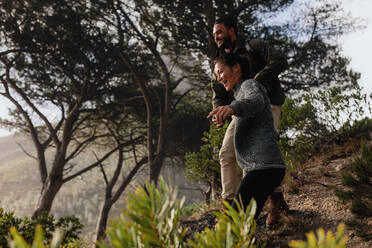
[214,61,241,91]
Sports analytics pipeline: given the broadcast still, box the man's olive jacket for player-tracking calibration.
[211,37,288,108]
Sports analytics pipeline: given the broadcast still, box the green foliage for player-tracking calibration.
[168,91,211,153]
[185,122,227,181]
[0,207,83,248]
[289,223,347,248]
[334,141,372,240]
[98,178,187,248]
[180,202,206,220]
[185,123,228,189]
[334,141,372,216]
[188,199,259,248]
[279,85,372,170]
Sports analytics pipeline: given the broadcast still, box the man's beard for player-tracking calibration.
[218,35,233,50]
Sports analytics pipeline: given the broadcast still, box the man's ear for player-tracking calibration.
[228,27,235,36]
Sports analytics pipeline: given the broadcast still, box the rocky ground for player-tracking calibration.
[181,142,372,247]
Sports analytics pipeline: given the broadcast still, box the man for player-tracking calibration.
[211,15,289,227]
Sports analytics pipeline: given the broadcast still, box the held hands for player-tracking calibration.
[207,106,234,127]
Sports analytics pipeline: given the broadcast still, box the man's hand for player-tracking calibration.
[207,106,234,127]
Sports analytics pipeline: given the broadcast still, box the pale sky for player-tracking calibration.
[340,0,372,95]
[0,0,371,137]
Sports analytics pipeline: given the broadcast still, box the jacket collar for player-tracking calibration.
[217,36,246,55]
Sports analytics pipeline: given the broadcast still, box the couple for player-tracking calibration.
[207,15,288,226]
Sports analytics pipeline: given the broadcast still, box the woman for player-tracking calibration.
[207,53,285,218]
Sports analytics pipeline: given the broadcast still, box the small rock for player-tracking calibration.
[335,163,346,172]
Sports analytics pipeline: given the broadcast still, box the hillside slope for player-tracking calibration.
[183,139,372,248]
[255,153,372,247]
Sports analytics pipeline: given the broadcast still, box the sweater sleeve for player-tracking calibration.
[229,80,265,117]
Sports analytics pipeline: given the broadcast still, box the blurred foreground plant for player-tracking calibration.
[289,223,347,248]
[7,225,71,248]
[188,199,258,248]
[99,178,260,248]
[98,178,187,248]
[0,208,82,248]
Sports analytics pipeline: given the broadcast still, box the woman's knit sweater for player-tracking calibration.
[229,79,285,174]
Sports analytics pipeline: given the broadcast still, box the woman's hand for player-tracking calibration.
[207,106,234,127]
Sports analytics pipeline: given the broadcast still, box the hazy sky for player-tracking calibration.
[0,0,371,137]
[340,0,372,95]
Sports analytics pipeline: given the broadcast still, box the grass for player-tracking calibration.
[180,200,221,221]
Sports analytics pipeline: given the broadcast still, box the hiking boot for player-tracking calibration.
[265,191,289,228]
[266,210,282,228]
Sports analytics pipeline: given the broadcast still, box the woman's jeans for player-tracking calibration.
[232,168,285,218]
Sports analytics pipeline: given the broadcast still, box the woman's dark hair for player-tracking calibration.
[214,53,250,81]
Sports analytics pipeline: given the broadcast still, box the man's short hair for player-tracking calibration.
[215,15,237,34]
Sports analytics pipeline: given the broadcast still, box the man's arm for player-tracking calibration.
[249,39,288,87]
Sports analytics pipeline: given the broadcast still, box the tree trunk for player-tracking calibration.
[204,0,218,67]
[211,175,220,201]
[204,184,212,205]
[211,181,217,201]
[32,177,63,219]
[93,199,113,246]
[149,158,165,184]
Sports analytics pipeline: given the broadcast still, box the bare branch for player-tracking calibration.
[15,141,37,160]
[172,88,192,111]
[111,156,148,202]
[62,137,142,183]
[65,133,109,163]
[94,151,109,186]
[5,74,61,147]
[1,65,48,182]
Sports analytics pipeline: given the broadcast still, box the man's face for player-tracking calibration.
[213,23,233,49]
[214,61,240,91]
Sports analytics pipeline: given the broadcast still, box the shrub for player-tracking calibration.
[185,123,229,202]
[279,85,371,170]
[334,141,372,240]
[188,199,259,248]
[180,202,206,220]
[99,178,260,248]
[98,178,187,248]
[0,208,83,248]
[289,223,347,248]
